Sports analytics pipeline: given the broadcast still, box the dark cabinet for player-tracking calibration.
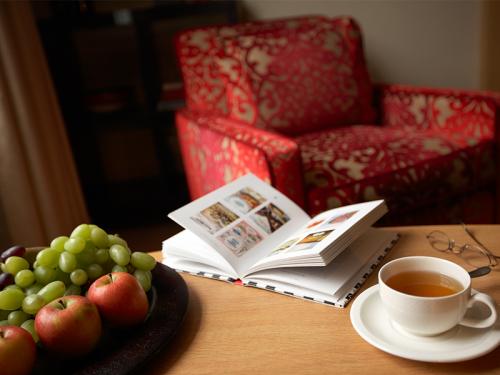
[33,1,238,228]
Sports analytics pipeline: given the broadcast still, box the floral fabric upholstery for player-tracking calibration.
[175,16,325,115]
[298,125,495,217]
[176,110,305,206]
[175,16,500,224]
[216,17,375,135]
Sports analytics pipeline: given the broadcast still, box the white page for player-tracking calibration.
[168,174,310,276]
[247,200,387,272]
[162,230,236,275]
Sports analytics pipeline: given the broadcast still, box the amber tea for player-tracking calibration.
[385,270,463,297]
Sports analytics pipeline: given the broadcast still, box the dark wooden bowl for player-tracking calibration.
[24,248,188,375]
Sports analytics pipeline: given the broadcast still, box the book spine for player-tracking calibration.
[339,234,400,307]
[172,268,238,283]
[243,281,339,307]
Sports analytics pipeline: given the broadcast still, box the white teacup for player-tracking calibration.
[378,256,498,336]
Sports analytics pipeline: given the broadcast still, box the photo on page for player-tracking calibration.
[251,203,290,234]
[320,211,358,228]
[217,221,263,257]
[271,237,300,255]
[190,202,240,234]
[288,230,334,252]
[224,187,266,215]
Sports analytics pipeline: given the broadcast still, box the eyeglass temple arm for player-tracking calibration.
[460,222,497,258]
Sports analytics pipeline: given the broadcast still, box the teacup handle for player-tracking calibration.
[460,292,498,329]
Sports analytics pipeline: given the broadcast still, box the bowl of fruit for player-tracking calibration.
[0,224,188,375]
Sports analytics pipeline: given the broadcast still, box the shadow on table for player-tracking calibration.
[140,286,203,374]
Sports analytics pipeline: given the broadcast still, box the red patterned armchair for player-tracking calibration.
[174,15,500,224]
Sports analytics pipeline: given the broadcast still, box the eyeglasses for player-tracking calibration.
[426,223,499,275]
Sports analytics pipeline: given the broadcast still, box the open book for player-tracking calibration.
[162,174,399,307]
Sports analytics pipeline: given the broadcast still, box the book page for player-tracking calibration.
[162,230,237,277]
[249,200,387,271]
[168,174,310,277]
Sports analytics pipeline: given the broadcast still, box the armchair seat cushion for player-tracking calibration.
[297,125,496,215]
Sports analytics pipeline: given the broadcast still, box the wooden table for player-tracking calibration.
[146,225,500,374]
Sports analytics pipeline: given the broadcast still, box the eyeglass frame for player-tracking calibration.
[426,222,499,269]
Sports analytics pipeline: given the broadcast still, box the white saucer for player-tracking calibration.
[350,285,500,362]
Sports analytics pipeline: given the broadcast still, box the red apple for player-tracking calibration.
[0,325,36,375]
[87,272,149,326]
[35,295,101,357]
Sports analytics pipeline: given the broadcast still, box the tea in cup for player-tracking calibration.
[378,256,497,336]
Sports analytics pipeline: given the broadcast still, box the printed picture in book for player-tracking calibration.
[271,210,359,254]
[190,203,240,234]
[307,210,359,230]
[217,221,263,257]
[225,187,266,214]
[271,230,334,255]
[190,185,292,256]
[251,203,290,234]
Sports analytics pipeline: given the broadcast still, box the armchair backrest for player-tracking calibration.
[175,15,375,136]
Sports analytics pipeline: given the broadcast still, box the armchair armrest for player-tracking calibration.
[176,109,305,207]
[377,83,500,222]
[376,83,500,142]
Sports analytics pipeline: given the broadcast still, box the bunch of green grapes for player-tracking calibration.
[0,224,156,341]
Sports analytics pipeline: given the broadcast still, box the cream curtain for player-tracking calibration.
[0,2,89,247]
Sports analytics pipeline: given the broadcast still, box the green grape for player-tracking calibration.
[90,227,109,248]
[8,310,30,326]
[0,288,24,310]
[37,281,65,303]
[59,252,77,273]
[22,294,45,315]
[55,268,71,286]
[86,264,104,280]
[84,240,97,252]
[70,269,88,286]
[76,246,96,266]
[25,283,43,295]
[71,224,91,240]
[50,236,69,252]
[36,248,60,268]
[95,249,109,265]
[111,265,127,273]
[130,252,156,271]
[14,269,35,288]
[0,309,9,320]
[0,262,6,273]
[133,269,152,292]
[109,244,130,266]
[4,256,29,276]
[108,234,129,250]
[64,284,81,296]
[34,266,56,285]
[4,285,22,292]
[0,320,9,326]
[64,237,86,254]
[21,319,39,343]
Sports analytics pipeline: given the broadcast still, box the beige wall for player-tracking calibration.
[241,0,484,90]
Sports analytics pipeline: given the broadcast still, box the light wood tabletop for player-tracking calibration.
[146,225,500,374]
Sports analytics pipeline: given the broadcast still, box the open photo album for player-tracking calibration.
[162,174,399,307]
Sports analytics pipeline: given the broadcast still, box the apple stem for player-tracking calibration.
[58,299,66,309]
[0,331,4,339]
